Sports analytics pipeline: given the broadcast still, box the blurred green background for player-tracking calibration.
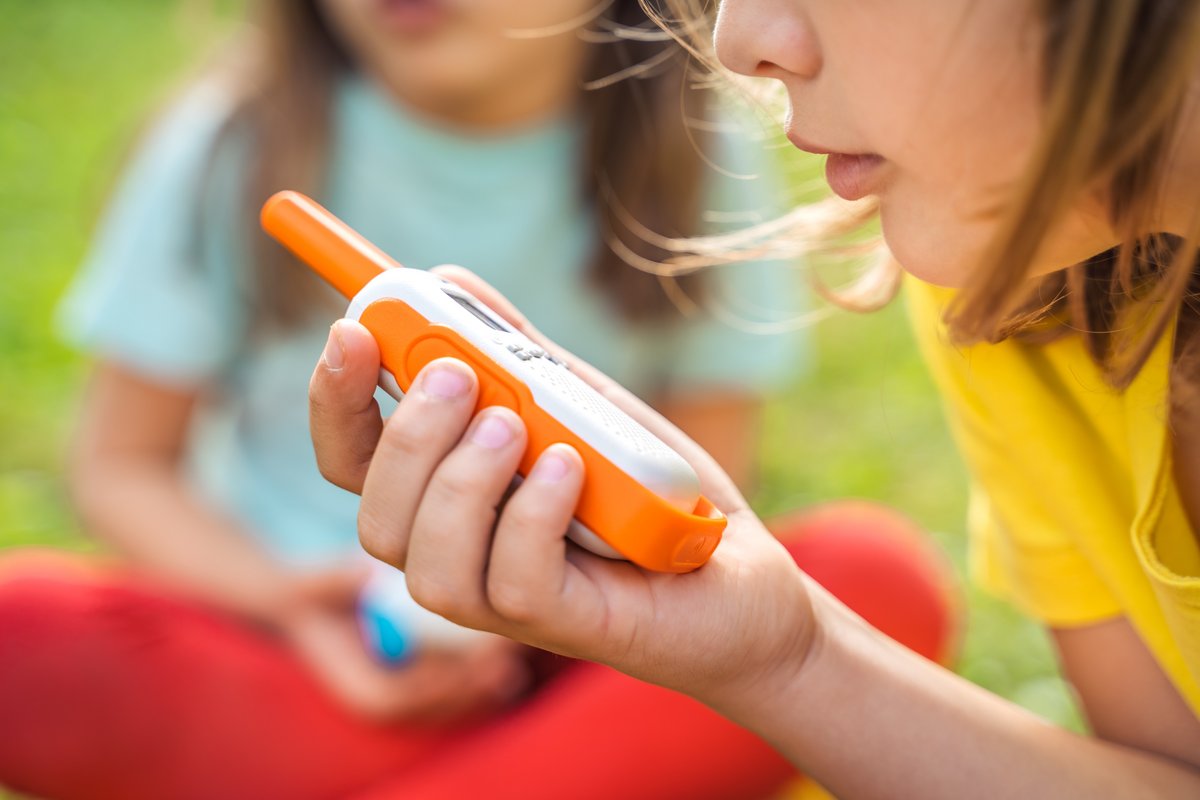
[0,1,1083,790]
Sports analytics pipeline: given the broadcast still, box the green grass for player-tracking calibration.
[0,2,1082,795]
[0,0,234,552]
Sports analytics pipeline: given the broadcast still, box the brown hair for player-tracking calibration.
[947,0,1200,392]
[652,0,1200,393]
[200,0,711,330]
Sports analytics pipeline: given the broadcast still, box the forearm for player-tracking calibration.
[711,583,1200,799]
[72,460,293,624]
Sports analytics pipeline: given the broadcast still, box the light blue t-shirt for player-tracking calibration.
[61,76,806,567]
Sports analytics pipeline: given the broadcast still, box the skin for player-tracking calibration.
[71,363,529,723]
[318,0,598,130]
[714,0,1127,287]
[72,0,762,721]
[306,1,1200,795]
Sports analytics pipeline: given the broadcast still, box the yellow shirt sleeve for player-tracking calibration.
[905,280,1125,627]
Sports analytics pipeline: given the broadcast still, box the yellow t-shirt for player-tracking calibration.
[907,277,1200,714]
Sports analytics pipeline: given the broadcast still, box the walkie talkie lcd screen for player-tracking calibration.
[448,293,507,331]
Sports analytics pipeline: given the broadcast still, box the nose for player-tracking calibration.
[714,0,820,82]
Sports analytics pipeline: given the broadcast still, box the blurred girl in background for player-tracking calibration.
[0,1,956,798]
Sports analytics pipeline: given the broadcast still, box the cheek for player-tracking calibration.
[875,81,1041,285]
[859,0,1043,285]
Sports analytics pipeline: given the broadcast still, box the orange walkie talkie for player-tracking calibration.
[261,190,725,572]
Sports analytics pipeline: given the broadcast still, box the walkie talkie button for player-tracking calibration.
[402,334,518,413]
[506,343,523,354]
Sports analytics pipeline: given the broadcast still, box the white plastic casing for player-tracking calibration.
[346,269,702,559]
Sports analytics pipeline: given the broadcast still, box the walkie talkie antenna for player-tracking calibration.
[260,190,400,300]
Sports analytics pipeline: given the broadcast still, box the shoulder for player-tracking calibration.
[58,79,250,383]
[904,275,1116,406]
[904,277,1137,626]
[124,78,241,185]
[81,76,249,279]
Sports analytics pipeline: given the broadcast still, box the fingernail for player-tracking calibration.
[323,324,346,371]
[530,447,572,483]
[419,363,471,400]
[470,412,514,449]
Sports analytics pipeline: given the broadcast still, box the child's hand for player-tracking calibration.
[307,267,821,711]
[278,566,529,722]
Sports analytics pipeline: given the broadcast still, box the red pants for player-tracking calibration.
[0,502,958,800]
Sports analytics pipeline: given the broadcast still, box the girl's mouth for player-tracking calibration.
[823,152,886,201]
[377,0,451,35]
[786,130,886,201]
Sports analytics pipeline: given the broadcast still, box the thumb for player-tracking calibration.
[309,319,385,494]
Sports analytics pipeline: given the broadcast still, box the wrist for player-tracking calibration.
[273,593,329,638]
[262,576,321,634]
[699,574,838,731]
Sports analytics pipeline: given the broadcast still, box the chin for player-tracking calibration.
[878,232,960,290]
[878,204,982,290]
[385,50,491,99]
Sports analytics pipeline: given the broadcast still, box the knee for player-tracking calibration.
[0,553,136,799]
[0,551,111,666]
